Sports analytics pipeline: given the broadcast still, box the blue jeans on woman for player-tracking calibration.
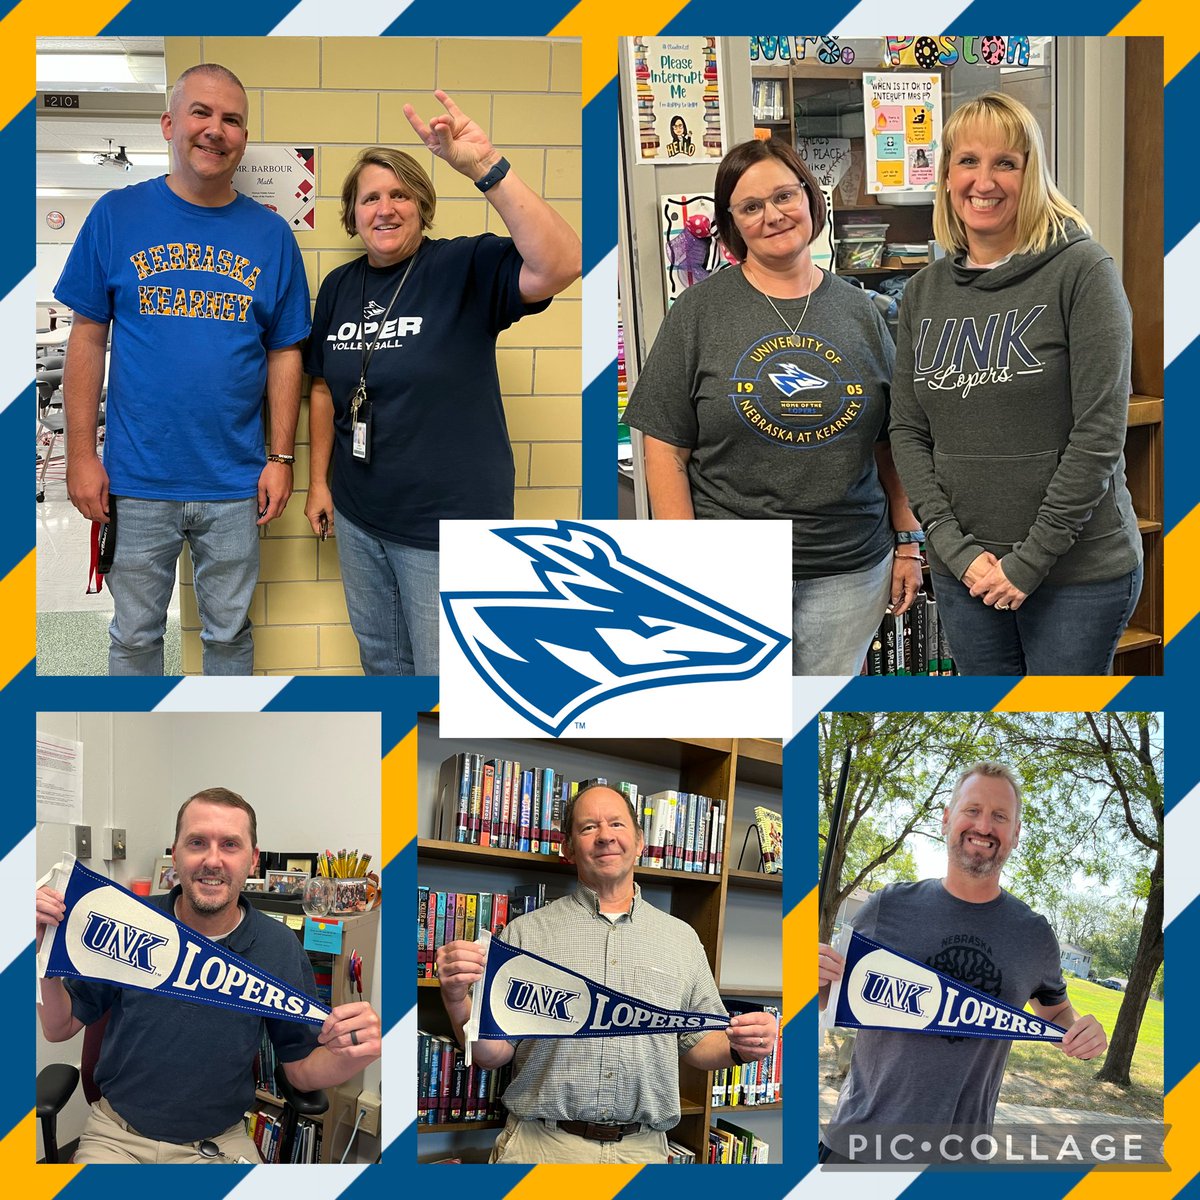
[106,496,259,675]
[793,550,892,675]
[930,562,1143,676]
[333,508,439,676]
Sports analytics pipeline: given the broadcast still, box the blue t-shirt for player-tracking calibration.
[303,235,550,549]
[65,891,320,1142]
[54,176,311,500]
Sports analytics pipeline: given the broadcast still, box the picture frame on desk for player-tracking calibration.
[265,868,309,896]
[243,877,267,893]
[151,855,177,894]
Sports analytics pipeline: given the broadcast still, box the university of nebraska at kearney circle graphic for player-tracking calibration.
[440,521,790,736]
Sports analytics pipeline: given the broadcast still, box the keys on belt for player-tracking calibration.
[555,1119,642,1142]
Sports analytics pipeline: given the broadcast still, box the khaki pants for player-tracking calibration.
[73,1098,264,1164]
[489,1114,669,1164]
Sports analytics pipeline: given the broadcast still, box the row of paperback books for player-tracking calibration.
[418,884,559,978]
[433,752,728,875]
[863,592,958,675]
[244,1106,324,1163]
[711,1005,782,1106]
[418,1030,513,1124]
[708,1118,770,1163]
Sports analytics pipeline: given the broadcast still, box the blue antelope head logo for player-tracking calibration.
[441,522,789,735]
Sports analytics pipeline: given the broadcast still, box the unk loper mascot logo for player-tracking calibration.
[860,969,932,1016]
[504,978,580,1021]
[441,522,788,735]
[769,362,827,396]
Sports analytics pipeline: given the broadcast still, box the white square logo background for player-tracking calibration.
[439,520,792,738]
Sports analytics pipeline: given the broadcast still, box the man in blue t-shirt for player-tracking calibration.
[54,63,311,675]
[36,788,381,1163]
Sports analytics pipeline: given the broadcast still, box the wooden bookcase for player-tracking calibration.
[247,899,380,1163]
[416,716,783,1163]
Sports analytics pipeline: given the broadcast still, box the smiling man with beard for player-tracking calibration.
[816,762,1107,1164]
[36,788,381,1163]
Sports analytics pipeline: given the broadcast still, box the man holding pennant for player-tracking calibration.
[437,784,778,1163]
[818,762,1107,1164]
[36,788,382,1163]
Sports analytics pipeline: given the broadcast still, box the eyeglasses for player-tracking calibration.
[728,184,807,222]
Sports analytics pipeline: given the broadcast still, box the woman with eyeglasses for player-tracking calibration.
[624,137,922,675]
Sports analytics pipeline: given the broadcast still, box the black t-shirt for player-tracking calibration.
[304,235,550,549]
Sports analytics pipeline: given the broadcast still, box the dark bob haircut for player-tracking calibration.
[713,138,827,264]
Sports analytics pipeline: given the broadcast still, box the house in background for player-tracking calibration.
[1060,941,1093,978]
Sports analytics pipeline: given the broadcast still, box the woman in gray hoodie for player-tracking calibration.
[890,92,1142,675]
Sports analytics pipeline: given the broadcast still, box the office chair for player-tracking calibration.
[36,1012,328,1164]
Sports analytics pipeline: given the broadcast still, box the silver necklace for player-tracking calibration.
[750,259,819,339]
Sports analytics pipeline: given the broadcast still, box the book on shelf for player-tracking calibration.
[711,1002,782,1108]
[419,887,542,978]
[709,1117,770,1163]
[418,1029,512,1125]
[666,1140,697,1163]
[862,593,957,676]
[752,807,782,875]
[430,753,727,874]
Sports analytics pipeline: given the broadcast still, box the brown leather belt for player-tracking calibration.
[555,1119,642,1142]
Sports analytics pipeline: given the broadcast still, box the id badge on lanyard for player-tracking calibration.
[352,401,372,461]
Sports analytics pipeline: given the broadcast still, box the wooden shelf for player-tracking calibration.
[712,1101,783,1113]
[255,1089,284,1107]
[418,977,441,988]
[736,738,782,767]
[1137,518,1163,534]
[1116,625,1161,653]
[727,868,783,892]
[1127,396,1163,426]
[418,838,575,872]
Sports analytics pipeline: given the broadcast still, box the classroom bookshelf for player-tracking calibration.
[246,897,380,1163]
[415,715,784,1163]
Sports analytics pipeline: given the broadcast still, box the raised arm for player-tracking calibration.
[404,90,581,303]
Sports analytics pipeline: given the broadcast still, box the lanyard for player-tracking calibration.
[352,247,419,419]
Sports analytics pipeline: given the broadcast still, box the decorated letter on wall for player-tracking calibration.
[630,37,725,163]
[660,193,733,305]
[234,147,316,230]
[862,73,941,194]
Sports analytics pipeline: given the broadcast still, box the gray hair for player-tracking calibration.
[949,761,1023,820]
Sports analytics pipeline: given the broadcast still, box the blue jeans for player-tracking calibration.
[107,497,259,676]
[931,562,1143,676]
[333,508,439,676]
[793,550,892,675]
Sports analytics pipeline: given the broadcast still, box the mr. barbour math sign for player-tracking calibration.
[37,855,330,1026]
[863,73,942,193]
[823,928,1067,1042]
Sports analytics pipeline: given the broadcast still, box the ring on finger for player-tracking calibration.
[350,1029,359,1046]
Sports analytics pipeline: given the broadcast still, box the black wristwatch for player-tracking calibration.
[894,530,926,545]
[475,157,511,193]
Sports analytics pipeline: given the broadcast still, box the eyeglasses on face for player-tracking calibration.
[728,184,807,222]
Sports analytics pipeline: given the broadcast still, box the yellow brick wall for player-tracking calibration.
[166,36,582,675]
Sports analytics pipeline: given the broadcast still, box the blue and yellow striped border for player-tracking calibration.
[7,10,1188,1197]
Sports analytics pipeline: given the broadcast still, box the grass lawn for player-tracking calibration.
[999,977,1162,1120]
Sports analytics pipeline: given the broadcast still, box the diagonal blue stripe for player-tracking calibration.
[33,676,181,708]
[3,392,35,581]
[0,102,34,302]
[261,678,439,738]
[1166,55,1194,255]
[903,1167,1090,1198]
[1165,346,1192,534]
[0,694,30,861]
[838,676,1018,708]
[584,364,617,520]
[1166,903,1193,1093]
[103,2,302,34]
[584,77,617,277]
[384,845,412,1033]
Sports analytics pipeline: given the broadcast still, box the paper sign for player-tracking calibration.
[233,147,316,230]
[823,927,1067,1042]
[463,930,729,1064]
[36,734,84,825]
[303,917,344,954]
[863,73,942,193]
[37,855,330,1026]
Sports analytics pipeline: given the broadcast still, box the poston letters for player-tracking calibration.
[37,854,329,1027]
[824,928,1066,1043]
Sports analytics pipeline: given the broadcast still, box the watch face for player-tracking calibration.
[46,210,65,230]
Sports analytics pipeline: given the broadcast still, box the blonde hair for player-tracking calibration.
[340,147,436,238]
[933,92,1090,256]
[949,762,1022,820]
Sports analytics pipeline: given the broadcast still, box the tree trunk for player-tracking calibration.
[1094,846,1163,1086]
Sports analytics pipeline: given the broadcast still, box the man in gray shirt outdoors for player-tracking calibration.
[437,784,778,1163]
[818,762,1107,1164]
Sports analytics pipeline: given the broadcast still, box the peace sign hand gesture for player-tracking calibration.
[403,89,498,180]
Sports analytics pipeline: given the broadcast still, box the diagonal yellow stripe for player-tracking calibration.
[0,552,34,690]
[381,727,418,867]
[0,1,132,130]
[783,888,817,1026]
[1165,511,1199,644]
[2,1111,82,1185]
[552,4,693,105]
[994,676,1130,712]
[1111,5,1195,84]
[1065,1063,1199,1197]
[506,1163,643,1200]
